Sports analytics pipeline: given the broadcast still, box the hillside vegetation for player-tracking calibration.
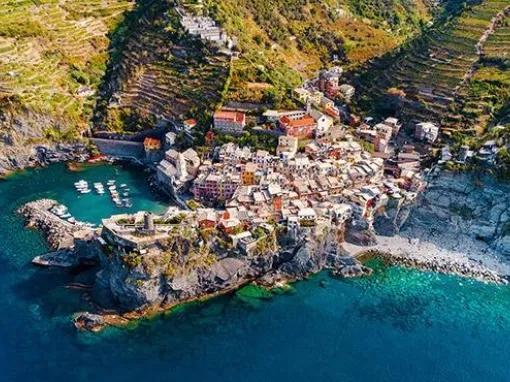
[94,0,230,133]
[0,0,134,136]
[354,0,510,140]
[0,0,488,140]
[205,0,436,104]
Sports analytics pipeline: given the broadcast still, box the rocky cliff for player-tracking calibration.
[402,171,510,255]
[369,170,510,281]
[72,221,370,330]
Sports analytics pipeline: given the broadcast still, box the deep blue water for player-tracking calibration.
[0,164,510,382]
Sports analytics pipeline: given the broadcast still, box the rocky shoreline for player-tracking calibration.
[0,142,90,178]
[18,170,510,332]
[362,171,510,284]
[359,249,507,284]
[18,202,372,332]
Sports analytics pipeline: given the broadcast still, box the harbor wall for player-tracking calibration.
[91,138,144,160]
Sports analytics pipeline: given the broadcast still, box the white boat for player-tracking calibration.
[108,186,117,191]
[120,184,127,188]
[107,180,115,186]
[67,217,77,224]
[61,213,72,219]
[80,189,91,194]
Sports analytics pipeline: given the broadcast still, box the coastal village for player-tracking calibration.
[15,2,510,331]
[65,65,432,261]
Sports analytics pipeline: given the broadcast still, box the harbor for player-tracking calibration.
[2,163,510,382]
[74,178,133,209]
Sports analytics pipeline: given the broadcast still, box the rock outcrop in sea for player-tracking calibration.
[87,222,369,321]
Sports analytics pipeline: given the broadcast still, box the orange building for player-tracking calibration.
[143,137,162,151]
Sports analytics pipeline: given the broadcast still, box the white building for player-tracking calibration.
[277,135,299,160]
[415,122,439,143]
[310,109,334,137]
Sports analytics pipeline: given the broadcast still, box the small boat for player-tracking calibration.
[61,213,72,219]
[67,217,77,224]
[107,180,115,186]
[120,184,127,188]
[108,186,117,191]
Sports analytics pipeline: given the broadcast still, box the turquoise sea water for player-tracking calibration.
[1,164,510,382]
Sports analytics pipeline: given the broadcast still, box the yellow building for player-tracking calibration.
[241,162,258,186]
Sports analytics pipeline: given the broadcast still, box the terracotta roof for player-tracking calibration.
[183,119,197,127]
[280,115,316,128]
[143,137,161,150]
[214,110,246,123]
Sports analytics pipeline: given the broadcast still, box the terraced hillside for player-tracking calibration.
[355,0,510,137]
[0,0,134,134]
[455,5,510,131]
[205,0,437,104]
[95,0,230,133]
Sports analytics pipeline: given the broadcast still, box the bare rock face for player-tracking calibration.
[0,110,89,175]
[345,224,377,246]
[374,200,412,236]
[386,171,510,257]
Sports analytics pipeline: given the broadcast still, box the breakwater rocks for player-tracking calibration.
[372,250,507,285]
[19,199,101,267]
[18,199,81,250]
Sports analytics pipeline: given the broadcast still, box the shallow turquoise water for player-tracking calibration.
[1,164,510,381]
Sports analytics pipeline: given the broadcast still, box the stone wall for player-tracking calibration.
[91,138,144,160]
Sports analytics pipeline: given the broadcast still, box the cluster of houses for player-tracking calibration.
[155,127,424,228]
[212,104,340,140]
[132,129,426,256]
[176,5,236,53]
[296,66,355,107]
[131,65,444,257]
[441,139,501,165]
[354,117,401,153]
